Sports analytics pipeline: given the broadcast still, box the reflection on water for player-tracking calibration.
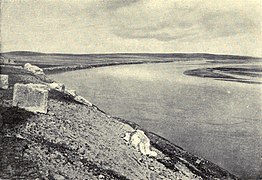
[49,61,262,179]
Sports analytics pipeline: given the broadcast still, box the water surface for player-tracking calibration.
[50,61,262,179]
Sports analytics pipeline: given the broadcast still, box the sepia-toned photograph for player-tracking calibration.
[0,0,261,179]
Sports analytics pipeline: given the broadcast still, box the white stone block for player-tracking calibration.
[65,89,77,97]
[12,83,49,113]
[124,130,157,157]
[0,75,8,89]
[24,63,44,75]
[48,82,65,92]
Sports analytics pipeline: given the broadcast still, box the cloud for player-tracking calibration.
[1,0,261,56]
[200,11,260,38]
[104,0,261,42]
[103,0,140,11]
[113,25,200,42]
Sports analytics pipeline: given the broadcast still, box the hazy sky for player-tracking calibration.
[1,0,261,56]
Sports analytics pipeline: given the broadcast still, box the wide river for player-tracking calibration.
[49,61,262,179]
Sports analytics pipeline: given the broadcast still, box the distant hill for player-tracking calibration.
[1,51,46,56]
[1,51,260,60]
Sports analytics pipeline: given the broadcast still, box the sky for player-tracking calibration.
[1,0,262,56]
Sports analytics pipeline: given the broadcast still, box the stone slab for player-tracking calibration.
[12,83,49,113]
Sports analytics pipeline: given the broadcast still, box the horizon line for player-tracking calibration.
[1,50,261,59]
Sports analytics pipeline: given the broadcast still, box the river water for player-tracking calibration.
[49,60,262,179]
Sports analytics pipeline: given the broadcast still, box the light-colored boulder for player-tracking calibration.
[24,63,44,75]
[74,95,92,106]
[0,74,8,89]
[124,130,157,157]
[12,83,49,113]
[48,82,65,92]
[65,89,77,97]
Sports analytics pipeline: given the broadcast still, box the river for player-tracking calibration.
[49,60,262,179]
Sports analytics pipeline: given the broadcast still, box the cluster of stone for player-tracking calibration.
[123,130,157,157]
[10,63,92,114]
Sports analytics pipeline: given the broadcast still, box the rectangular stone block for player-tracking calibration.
[0,74,8,89]
[12,83,49,113]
